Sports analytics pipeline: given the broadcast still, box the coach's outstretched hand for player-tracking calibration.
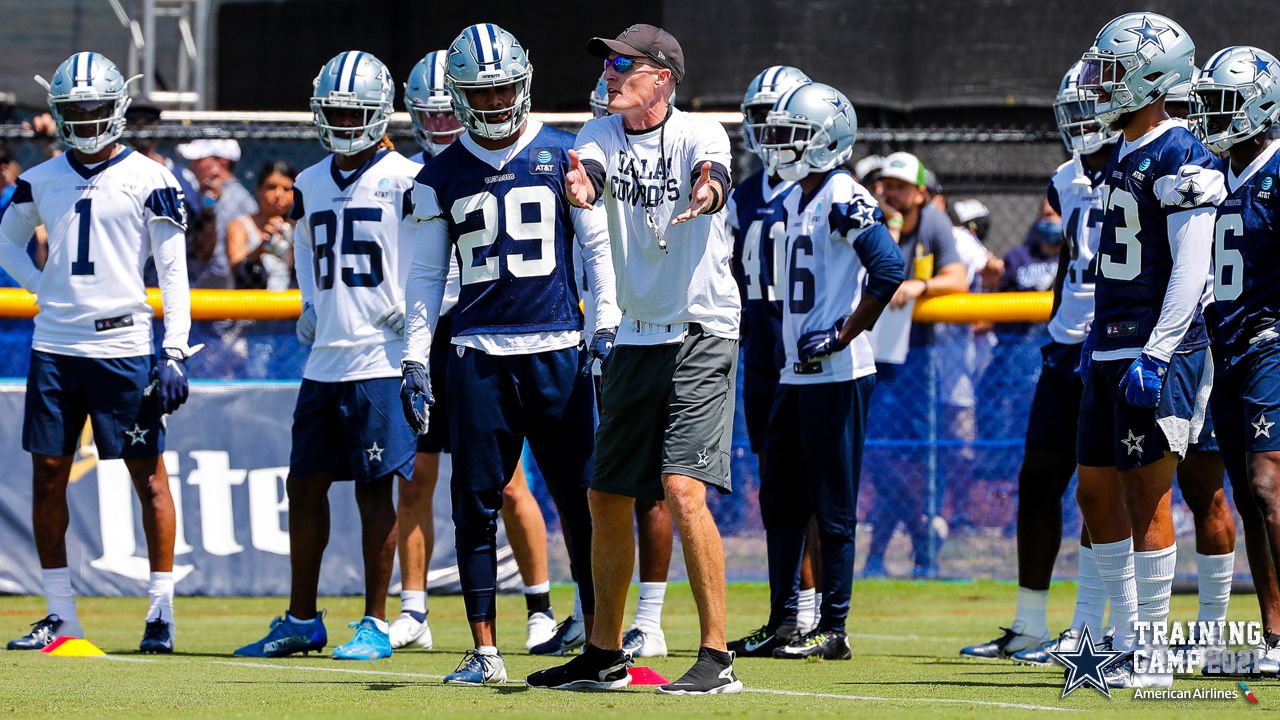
[672,162,716,226]
[400,360,435,435]
[1119,352,1168,409]
[566,150,596,210]
[296,302,317,345]
[155,347,193,415]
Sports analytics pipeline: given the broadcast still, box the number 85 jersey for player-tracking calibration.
[1092,120,1226,360]
[292,149,423,382]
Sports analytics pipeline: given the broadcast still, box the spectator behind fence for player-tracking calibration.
[864,151,968,578]
[0,154,47,287]
[125,100,200,227]
[1000,199,1063,294]
[225,161,297,290]
[178,139,256,288]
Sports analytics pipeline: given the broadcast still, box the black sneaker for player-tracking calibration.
[657,647,744,695]
[772,629,852,660]
[139,619,174,653]
[727,624,796,658]
[7,614,71,650]
[526,643,631,690]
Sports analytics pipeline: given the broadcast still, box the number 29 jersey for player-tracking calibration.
[411,122,584,339]
[291,149,423,382]
[1091,120,1225,359]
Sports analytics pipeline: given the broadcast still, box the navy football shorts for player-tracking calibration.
[1024,341,1084,456]
[1211,337,1280,456]
[290,376,416,482]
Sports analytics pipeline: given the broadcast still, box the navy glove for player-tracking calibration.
[797,318,848,363]
[1118,352,1168,408]
[585,327,616,375]
[400,360,435,435]
[1077,332,1095,383]
[152,347,192,415]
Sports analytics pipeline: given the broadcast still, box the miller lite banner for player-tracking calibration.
[0,382,518,596]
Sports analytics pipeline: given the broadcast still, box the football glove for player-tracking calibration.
[296,302,317,345]
[797,318,848,363]
[150,345,203,415]
[585,326,616,375]
[1077,332,1095,383]
[1118,353,1168,409]
[400,360,434,435]
[373,302,406,335]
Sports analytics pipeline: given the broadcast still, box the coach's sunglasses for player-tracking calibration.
[603,56,654,74]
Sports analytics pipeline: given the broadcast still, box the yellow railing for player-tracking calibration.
[0,288,1055,323]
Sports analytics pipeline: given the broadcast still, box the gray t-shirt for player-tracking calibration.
[898,203,961,348]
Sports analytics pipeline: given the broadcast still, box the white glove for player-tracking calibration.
[296,302,317,345]
[374,302,406,335]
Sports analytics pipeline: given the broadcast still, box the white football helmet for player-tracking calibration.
[310,51,395,156]
[405,50,464,156]
[40,52,137,154]
[1053,62,1119,155]
[445,23,532,141]
[1191,46,1280,152]
[1078,13,1195,124]
[741,65,811,161]
[759,82,857,182]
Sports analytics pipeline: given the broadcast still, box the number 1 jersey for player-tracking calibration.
[291,149,422,382]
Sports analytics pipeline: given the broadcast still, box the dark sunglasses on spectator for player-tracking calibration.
[603,56,652,74]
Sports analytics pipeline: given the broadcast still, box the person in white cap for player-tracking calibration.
[177,138,255,288]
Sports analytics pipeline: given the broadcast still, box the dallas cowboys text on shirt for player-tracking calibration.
[609,150,678,208]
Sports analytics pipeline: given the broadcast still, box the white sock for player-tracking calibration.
[1071,545,1108,639]
[1093,538,1138,651]
[477,644,499,656]
[401,590,427,616]
[286,612,320,625]
[797,588,817,629]
[635,581,666,632]
[814,593,823,625]
[1013,587,1050,639]
[368,616,390,634]
[1196,552,1234,625]
[42,567,79,631]
[524,581,550,596]
[146,571,175,624]
[1135,544,1177,640]
[572,584,584,623]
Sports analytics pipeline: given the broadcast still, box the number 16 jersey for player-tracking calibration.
[292,149,422,382]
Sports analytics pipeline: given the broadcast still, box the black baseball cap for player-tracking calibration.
[588,24,685,84]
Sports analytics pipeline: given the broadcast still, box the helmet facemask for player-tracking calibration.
[447,72,532,142]
[1191,85,1264,153]
[760,115,824,182]
[51,96,129,154]
[311,96,390,156]
[1053,96,1117,155]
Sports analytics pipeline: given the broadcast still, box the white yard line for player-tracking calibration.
[210,659,1074,711]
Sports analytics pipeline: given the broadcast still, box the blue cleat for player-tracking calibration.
[139,619,174,654]
[7,614,80,650]
[444,650,507,685]
[234,614,327,658]
[332,617,392,660]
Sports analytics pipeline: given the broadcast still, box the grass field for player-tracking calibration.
[0,581,1270,718]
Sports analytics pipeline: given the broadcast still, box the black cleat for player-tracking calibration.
[772,629,852,660]
[7,614,73,650]
[727,624,796,658]
[657,647,744,695]
[139,619,174,653]
[526,643,631,690]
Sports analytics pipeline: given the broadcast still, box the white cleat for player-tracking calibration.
[525,611,556,652]
[388,612,432,650]
[1104,654,1173,689]
[622,624,669,658]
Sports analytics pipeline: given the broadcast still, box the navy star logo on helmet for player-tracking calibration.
[1249,49,1275,80]
[1124,16,1169,52]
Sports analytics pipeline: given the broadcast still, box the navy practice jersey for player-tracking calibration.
[728,170,792,369]
[413,123,583,337]
[1092,121,1226,358]
[1210,142,1280,364]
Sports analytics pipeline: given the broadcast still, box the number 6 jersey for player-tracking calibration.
[1091,119,1226,361]
[291,149,423,382]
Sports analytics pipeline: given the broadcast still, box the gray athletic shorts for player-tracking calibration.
[592,324,738,500]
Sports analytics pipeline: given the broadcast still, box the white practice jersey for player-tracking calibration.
[780,171,882,385]
[292,150,421,382]
[1046,158,1103,345]
[410,148,461,315]
[574,107,740,344]
[0,148,189,357]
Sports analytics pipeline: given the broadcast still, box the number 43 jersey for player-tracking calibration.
[292,149,423,382]
[1092,120,1226,360]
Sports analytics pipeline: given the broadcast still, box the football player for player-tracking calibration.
[1,52,193,654]
[725,65,831,657]
[235,51,420,661]
[754,81,904,659]
[961,62,1116,663]
[401,23,618,685]
[395,49,566,655]
[1192,45,1280,672]
[1073,13,1226,688]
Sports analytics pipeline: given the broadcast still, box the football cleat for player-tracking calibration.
[529,616,585,656]
[234,614,327,658]
[389,611,432,650]
[960,627,1047,660]
[526,611,556,652]
[1012,627,1080,667]
[727,624,796,658]
[332,617,392,660]
[7,614,80,650]
[772,629,852,660]
[1258,639,1280,676]
[657,647,744,695]
[1104,652,1173,689]
[139,619,174,654]
[444,650,507,686]
[861,556,888,578]
[526,644,631,690]
[622,624,668,658]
